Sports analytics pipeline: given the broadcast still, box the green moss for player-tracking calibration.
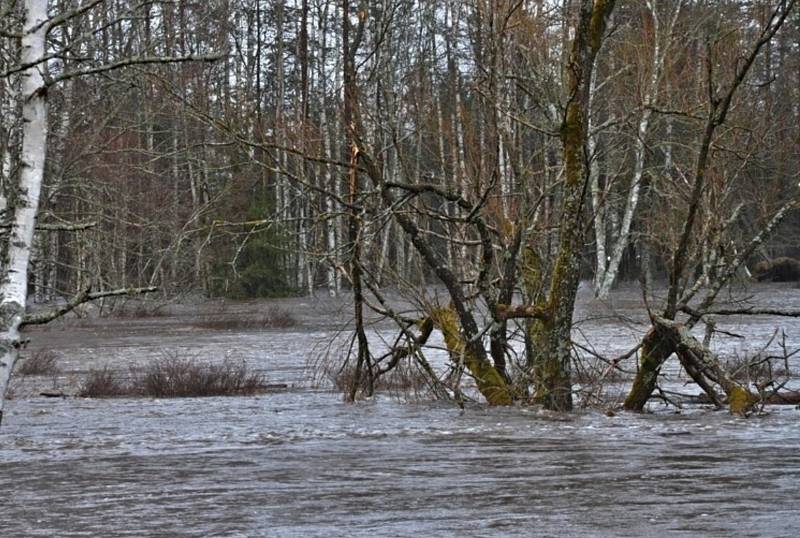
[623,329,671,411]
[521,246,543,299]
[728,385,757,416]
[431,307,512,406]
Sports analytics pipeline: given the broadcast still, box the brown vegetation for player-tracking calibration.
[103,302,170,319]
[331,362,429,395]
[725,355,791,383]
[15,349,61,376]
[79,356,267,398]
[78,366,130,398]
[572,360,626,385]
[263,306,298,328]
[753,257,800,282]
[140,357,266,397]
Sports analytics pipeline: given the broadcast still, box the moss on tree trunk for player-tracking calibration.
[431,307,512,406]
[623,327,674,411]
[625,319,760,415]
[523,0,616,412]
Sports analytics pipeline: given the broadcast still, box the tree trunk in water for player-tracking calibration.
[0,0,48,426]
[623,326,674,411]
[530,0,616,411]
[431,307,512,406]
[624,1,795,411]
[343,0,372,400]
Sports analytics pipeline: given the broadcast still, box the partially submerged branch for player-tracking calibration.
[682,306,800,319]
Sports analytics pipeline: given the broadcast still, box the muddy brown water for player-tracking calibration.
[2,283,799,537]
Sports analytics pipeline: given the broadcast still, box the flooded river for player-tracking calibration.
[2,284,799,537]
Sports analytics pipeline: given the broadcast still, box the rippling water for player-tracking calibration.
[2,283,799,537]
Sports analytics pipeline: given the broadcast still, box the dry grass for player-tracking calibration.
[15,349,61,376]
[194,306,297,331]
[79,355,267,398]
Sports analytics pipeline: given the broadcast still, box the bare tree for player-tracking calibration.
[624,0,798,415]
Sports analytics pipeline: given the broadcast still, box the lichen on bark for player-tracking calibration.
[728,385,758,416]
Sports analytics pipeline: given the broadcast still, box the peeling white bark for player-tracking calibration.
[588,68,607,296]
[1,0,49,424]
[0,76,17,215]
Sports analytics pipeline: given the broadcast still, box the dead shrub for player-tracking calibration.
[332,361,429,395]
[263,306,297,328]
[725,355,790,383]
[572,359,626,385]
[15,349,61,376]
[79,367,130,398]
[140,356,266,397]
[104,302,169,319]
[193,316,262,330]
[753,257,800,282]
[78,355,266,398]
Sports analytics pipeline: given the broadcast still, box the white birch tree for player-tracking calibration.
[591,0,684,299]
[0,0,48,425]
[0,0,219,424]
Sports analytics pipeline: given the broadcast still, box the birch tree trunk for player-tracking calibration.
[593,0,681,299]
[318,8,339,297]
[0,0,48,425]
[0,74,17,217]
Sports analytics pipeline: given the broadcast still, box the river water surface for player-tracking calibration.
[2,284,799,537]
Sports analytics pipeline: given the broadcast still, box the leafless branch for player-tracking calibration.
[22,286,158,327]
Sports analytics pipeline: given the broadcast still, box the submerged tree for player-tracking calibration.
[308,0,617,411]
[317,0,798,414]
[2,0,798,421]
[624,0,798,414]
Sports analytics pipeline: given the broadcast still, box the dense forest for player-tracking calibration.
[1,0,798,299]
[1,0,799,417]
